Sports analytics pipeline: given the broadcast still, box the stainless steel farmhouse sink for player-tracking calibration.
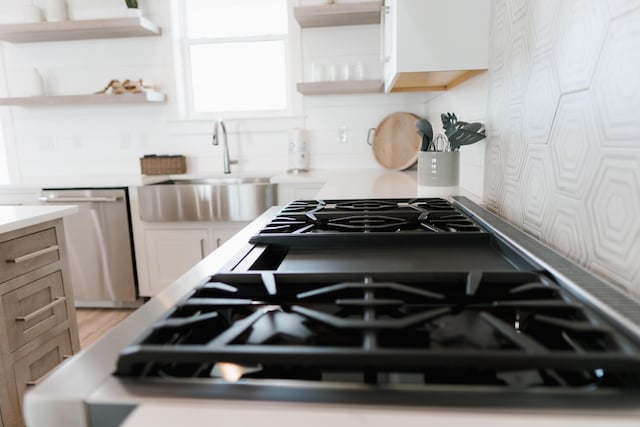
[137,177,277,222]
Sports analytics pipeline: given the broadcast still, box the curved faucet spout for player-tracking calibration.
[212,118,233,174]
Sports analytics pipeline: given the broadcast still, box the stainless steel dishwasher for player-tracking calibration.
[40,188,139,308]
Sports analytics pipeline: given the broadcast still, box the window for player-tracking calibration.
[177,0,293,117]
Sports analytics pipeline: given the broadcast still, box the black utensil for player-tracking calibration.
[462,122,485,134]
[448,122,486,151]
[441,112,464,136]
[415,119,433,151]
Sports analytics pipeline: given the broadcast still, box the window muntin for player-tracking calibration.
[181,0,291,116]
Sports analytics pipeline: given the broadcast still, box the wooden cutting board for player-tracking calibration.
[371,112,421,170]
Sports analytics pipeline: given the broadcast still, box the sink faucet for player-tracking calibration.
[212,118,237,174]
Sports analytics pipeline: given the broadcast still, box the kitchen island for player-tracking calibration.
[23,195,640,427]
[0,205,78,234]
[0,205,80,427]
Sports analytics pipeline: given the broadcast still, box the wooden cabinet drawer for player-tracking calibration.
[1,270,69,352]
[13,328,73,411]
[0,228,59,283]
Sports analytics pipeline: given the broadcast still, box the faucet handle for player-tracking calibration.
[212,121,219,146]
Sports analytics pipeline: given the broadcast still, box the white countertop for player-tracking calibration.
[12,174,169,188]
[0,205,78,234]
[2,169,481,204]
[122,401,640,427]
[272,168,481,202]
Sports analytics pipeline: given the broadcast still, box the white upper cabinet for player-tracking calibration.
[383,0,489,93]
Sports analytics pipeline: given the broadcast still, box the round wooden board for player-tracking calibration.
[371,112,421,170]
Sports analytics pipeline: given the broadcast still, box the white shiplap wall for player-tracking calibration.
[0,0,451,182]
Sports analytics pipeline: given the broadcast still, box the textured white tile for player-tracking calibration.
[485,0,640,298]
[486,73,508,131]
[490,0,511,72]
[502,104,527,180]
[483,136,504,212]
[523,53,560,144]
[586,153,640,287]
[499,182,525,228]
[507,0,531,23]
[504,24,532,102]
[521,146,552,237]
[531,0,561,54]
[607,0,640,18]
[553,0,610,93]
[592,8,640,147]
[542,194,592,266]
[548,91,603,200]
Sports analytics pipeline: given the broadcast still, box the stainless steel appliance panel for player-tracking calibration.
[40,188,137,307]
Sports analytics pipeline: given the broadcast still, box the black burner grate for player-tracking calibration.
[116,272,640,390]
[251,198,484,244]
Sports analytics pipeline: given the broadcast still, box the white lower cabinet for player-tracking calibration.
[139,223,246,297]
[143,228,211,296]
[212,226,243,249]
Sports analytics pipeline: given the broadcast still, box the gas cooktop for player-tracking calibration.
[250,198,484,246]
[114,197,640,408]
[116,271,640,391]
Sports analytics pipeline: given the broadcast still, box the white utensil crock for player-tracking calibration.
[46,0,68,22]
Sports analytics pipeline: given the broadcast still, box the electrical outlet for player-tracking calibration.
[337,125,348,144]
[36,136,55,151]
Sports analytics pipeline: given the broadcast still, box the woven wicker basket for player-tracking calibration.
[140,155,186,175]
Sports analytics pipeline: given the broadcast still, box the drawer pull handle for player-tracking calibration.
[27,376,45,386]
[6,245,59,264]
[39,196,120,203]
[16,296,66,322]
[26,354,73,387]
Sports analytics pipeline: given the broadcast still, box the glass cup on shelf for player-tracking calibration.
[352,62,365,80]
[338,63,350,81]
[311,63,326,82]
[326,64,338,81]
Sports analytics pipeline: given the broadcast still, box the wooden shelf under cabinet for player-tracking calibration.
[293,1,382,28]
[0,91,166,106]
[296,80,383,95]
[0,16,161,43]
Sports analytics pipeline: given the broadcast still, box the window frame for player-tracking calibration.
[173,0,302,120]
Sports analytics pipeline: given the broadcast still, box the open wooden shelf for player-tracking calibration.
[293,1,382,28]
[0,16,161,43]
[297,80,383,95]
[0,91,166,106]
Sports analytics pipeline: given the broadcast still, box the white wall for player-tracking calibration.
[0,0,440,182]
[421,72,489,201]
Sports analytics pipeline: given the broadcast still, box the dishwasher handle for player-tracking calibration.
[39,196,121,203]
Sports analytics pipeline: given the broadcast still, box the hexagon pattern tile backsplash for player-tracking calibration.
[485,0,640,298]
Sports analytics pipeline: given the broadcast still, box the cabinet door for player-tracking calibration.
[1,269,68,352]
[382,0,396,85]
[212,225,245,249]
[0,227,59,284]
[13,329,73,417]
[144,229,210,295]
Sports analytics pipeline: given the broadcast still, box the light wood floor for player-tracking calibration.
[75,308,135,349]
